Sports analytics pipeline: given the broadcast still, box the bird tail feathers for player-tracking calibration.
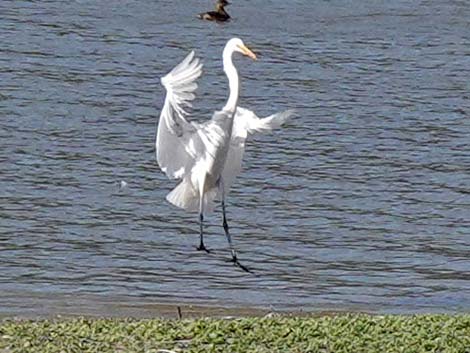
[166,179,199,212]
[166,178,218,213]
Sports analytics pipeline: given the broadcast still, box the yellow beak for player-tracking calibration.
[238,44,257,60]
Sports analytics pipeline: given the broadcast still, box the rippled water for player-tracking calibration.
[1,0,470,316]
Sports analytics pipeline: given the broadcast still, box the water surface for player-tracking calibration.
[1,0,470,316]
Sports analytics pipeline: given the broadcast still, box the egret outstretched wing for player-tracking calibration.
[221,107,294,193]
[156,51,203,179]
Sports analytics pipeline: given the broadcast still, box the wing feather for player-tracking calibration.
[156,51,204,179]
[221,107,294,193]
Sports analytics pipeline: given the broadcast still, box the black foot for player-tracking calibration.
[196,244,210,253]
[232,256,252,273]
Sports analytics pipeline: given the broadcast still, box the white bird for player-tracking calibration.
[156,38,293,272]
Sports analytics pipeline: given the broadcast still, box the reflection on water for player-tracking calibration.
[1,0,469,316]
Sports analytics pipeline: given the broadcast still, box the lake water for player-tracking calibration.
[1,0,470,317]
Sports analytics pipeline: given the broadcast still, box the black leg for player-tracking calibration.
[222,197,252,273]
[196,184,210,253]
[197,212,210,253]
[221,199,235,259]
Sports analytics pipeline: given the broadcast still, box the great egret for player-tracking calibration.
[198,0,231,22]
[156,38,293,272]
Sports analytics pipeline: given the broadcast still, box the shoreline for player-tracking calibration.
[0,291,466,320]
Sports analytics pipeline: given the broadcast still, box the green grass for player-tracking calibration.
[1,314,469,353]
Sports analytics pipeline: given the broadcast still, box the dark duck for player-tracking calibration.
[198,0,231,22]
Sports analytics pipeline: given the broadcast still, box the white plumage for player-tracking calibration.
[156,38,293,271]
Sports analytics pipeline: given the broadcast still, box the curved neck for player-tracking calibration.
[222,48,239,112]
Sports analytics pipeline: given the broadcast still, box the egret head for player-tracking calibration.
[225,38,257,60]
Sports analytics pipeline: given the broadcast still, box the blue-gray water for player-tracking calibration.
[1,0,470,316]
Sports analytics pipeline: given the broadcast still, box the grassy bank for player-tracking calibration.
[1,314,469,352]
